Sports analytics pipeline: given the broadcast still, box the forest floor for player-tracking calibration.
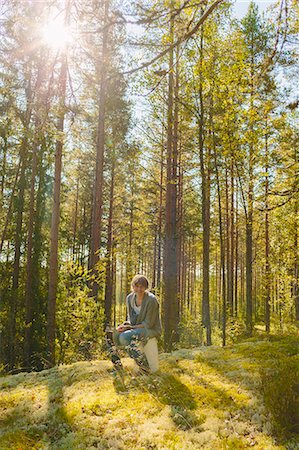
[0,335,298,450]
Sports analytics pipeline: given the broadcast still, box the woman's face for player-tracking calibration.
[133,283,146,296]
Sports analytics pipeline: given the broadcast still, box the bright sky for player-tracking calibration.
[232,0,277,18]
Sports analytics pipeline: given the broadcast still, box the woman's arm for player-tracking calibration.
[116,323,144,332]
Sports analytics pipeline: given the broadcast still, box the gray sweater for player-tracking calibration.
[126,292,162,339]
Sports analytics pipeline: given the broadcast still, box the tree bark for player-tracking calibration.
[198,27,211,346]
[214,142,226,346]
[265,128,270,332]
[163,6,178,351]
[47,1,70,366]
[104,152,115,327]
[89,0,109,299]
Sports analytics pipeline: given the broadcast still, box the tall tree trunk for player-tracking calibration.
[47,2,70,366]
[32,148,47,365]
[157,138,164,293]
[230,148,235,315]
[265,127,270,332]
[177,144,184,316]
[246,35,255,336]
[246,148,253,336]
[89,0,109,298]
[163,6,178,351]
[152,227,157,290]
[294,201,299,321]
[0,158,21,255]
[8,58,35,369]
[24,137,39,369]
[173,44,180,325]
[234,187,239,316]
[126,196,134,293]
[24,58,47,369]
[214,145,226,346]
[9,141,28,369]
[0,134,7,213]
[225,166,230,317]
[72,171,80,262]
[198,27,211,346]
[104,152,115,327]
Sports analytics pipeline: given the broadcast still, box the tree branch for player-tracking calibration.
[118,0,224,77]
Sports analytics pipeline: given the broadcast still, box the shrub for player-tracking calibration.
[177,310,204,348]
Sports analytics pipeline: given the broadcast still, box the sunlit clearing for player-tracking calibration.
[42,20,72,49]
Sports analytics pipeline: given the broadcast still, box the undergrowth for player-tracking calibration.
[0,336,298,449]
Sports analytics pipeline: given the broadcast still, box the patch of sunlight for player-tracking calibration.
[117,392,160,416]
[0,371,45,392]
[188,429,218,448]
[192,355,261,393]
[64,379,120,411]
[0,390,24,409]
[0,385,49,428]
[56,359,111,385]
[233,337,299,360]
[137,406,175,441]
[161,430,183,449]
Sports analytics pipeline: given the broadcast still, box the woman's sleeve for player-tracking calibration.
[142,297,159,329]
[126,295,131,324]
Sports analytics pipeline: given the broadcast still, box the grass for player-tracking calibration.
[0,336,298,449]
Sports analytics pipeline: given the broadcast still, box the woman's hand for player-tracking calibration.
[117,323,132,333]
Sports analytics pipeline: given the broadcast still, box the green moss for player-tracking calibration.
[220,436,248,449]
[0,429,44,450]
[150,373,196,409]
[260,355,299,437]
[170,405,205,430]
[162,430,182,449]
[0,337,298,449]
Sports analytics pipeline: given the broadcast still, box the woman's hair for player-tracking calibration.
[131,274,150,291]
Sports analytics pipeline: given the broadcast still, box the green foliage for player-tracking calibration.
[178,311,203,348]
[260,355,299,436]
[56,262,105,364]
[226,318,247,343]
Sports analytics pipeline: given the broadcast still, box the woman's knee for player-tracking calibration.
[119,332,131,347]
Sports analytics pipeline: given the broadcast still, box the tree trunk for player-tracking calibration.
[72,171,80,262]
[246,154,253,336]
[198,27,211,346]
[293,140,299,320]
[163,6,178,351]
[265,128,270,332]
[157,138,164,293]
[24,137,39,370]
[0,159,21,255]
[89,0,109,298]
[24,57,47,369]
[47,2,70,365]
[229,149,235,315]
[234,187,239,316]
[104,152,115,327]
[9,142,28,369]
[214,145,226,346]
[0,134,7,213]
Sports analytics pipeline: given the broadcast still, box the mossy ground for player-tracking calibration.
[0,336,298,449]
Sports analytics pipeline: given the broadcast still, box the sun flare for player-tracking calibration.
[42,20,72,49]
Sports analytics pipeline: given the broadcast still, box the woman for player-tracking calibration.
[106,274,161,373]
